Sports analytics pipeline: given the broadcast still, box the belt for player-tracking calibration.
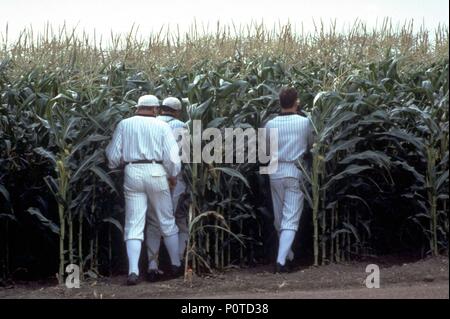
[124,159,163,166]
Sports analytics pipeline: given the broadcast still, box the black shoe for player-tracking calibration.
[169,265,184,279]
[274,262,290,274]
[127,272,140,286]
[146,269,165,283]
[286,258,296,271]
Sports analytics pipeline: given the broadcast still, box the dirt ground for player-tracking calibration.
[0,256,448,299]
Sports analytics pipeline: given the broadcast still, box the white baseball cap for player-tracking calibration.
[162,97,182,111]
[136,95,160,107]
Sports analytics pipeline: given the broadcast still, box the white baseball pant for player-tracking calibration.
[269,177,304,232]
[123,164,178,242]
[146,175,187,267]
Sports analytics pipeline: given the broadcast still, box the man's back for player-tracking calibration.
[119,115,170,161]
[265,114,313,179]
[106,115,180,177]
[157,115,187,132]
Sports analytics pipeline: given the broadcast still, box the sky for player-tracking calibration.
[0,0,448,42]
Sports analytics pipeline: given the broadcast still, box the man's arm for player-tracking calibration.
[105,121,123,169]
[161,124,181,178]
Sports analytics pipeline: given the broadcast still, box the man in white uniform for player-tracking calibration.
[265,87,313,273]
[105,95,182,285]
[145,96,189,282]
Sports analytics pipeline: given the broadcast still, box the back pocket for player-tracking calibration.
[146,175,169,192]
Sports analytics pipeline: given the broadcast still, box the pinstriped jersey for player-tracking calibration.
[265,113,313,179]
[157,115,187,132]
[157,115,188,180]
[105,115,181,177]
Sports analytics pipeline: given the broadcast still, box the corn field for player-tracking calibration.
[0,20,448,281]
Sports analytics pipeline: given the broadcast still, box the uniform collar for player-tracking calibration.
[136,114,156,118]
[278,112,298,116]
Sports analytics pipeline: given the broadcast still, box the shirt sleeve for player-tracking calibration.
[105,121,123,169]
[161,124,181,177]
[264,121,274,162]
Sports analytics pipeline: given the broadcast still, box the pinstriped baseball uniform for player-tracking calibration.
[146,115,188,266]
[156,115,187,220]
[105,115,181,241]
[265,113,313,231]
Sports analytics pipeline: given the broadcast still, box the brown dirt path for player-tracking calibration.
[0,256,448,299]
[198,282,448,299]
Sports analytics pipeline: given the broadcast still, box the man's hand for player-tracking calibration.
[168,176,177,190]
